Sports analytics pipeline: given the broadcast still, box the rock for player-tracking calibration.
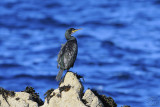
[0,72,124,107]
[82,89,104,107]
[42,72,86,107]
[42,72,112,107]
[0,87,43,107]
[90,90,117,107]
[10,92,38,107]
[23,86,44,106]
[0,91,38,107]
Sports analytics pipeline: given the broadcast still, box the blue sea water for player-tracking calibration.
[0,0,160,106]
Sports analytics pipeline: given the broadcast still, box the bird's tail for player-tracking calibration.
[56,69,63,81]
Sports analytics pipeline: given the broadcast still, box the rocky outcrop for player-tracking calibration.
[42,72,86,107]
[0,72,120,107]
[82,89,104,107]
[0,86,43,107]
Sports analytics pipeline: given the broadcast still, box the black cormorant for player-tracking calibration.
[56,28,81,81]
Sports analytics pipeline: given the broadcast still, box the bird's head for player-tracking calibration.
[65,28,82,40]
[66,28,82,35]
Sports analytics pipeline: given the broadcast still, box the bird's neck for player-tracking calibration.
[65,33,76,41]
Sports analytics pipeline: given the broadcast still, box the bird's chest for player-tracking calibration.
[65,41,77,52]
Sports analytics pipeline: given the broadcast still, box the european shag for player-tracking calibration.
[56,28,81,81]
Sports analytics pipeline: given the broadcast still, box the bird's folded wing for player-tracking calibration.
[57,43,66,67]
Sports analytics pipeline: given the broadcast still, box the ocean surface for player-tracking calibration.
[0,0,160,106]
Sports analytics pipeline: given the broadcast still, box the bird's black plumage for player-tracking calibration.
[56,28,80,81]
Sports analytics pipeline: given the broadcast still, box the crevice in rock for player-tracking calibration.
[44,88,54,103]
[0,87,15,106]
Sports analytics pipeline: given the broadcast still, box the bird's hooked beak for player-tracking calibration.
[72,28,82,34]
